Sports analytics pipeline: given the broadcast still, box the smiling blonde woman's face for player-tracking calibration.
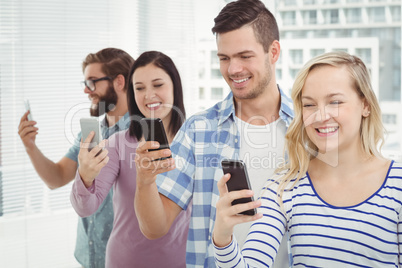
[301,65,369,154]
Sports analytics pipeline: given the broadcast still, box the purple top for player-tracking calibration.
[71,130,190,267]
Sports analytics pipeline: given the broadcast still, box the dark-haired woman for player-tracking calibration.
[70,51,190,267]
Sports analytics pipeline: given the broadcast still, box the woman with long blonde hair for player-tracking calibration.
[213,51,402,267]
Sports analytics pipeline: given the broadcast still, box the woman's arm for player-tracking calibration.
[213,180,288,267]
[70,133,119,217]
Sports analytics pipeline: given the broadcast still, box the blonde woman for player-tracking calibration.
[213,51,402,267]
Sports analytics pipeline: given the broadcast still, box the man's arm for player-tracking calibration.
[26,149,77,189]
[18,111,77,189]
[134,140,182,239]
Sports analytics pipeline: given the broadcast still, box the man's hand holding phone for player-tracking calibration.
[24,99,33,121]
[18,100,38,151]
[212,160,263,248]
[78,131,109,188]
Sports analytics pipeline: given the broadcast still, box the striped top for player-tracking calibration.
[214,161,402,268]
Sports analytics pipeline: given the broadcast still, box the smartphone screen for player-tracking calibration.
[80,118,102,151]
[140,118,171,159]
[221,159,256,216]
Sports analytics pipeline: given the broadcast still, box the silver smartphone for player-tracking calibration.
[80,118,102,151]
[221,159,256,216]
[24,99,33,121]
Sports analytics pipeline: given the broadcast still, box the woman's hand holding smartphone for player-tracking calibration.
[222,159,257,216]
[141,118,171,159]
[78,118,109,187]
[80,118,102,151]
[212,160,263,248]
[135,118,175,187]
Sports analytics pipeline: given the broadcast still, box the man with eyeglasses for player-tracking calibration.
[18,47,134,268]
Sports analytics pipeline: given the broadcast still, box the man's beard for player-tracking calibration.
[90,85,118,117]
[233,58,272,100]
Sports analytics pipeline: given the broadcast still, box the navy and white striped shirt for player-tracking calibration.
[157,87,293,267]
[214,161,402,267]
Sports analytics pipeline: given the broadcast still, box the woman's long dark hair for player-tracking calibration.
[127,51,186,141]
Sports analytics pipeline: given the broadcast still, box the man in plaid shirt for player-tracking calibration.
[134,0,294,267]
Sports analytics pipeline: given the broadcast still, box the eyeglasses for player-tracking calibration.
[80,76,111,92]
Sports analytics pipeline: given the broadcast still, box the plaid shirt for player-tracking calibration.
[157,87,294,267]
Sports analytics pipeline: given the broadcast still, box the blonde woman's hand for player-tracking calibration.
[212,173,262,248]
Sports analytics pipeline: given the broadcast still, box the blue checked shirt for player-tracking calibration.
[156,87,294,267]
[66,112,130,268]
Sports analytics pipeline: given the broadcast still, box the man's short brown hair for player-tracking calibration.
[82,48,134,90]
[212,0,279,53]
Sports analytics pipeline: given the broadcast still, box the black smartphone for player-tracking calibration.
[221,159,256,216]
[140,118,171,160]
